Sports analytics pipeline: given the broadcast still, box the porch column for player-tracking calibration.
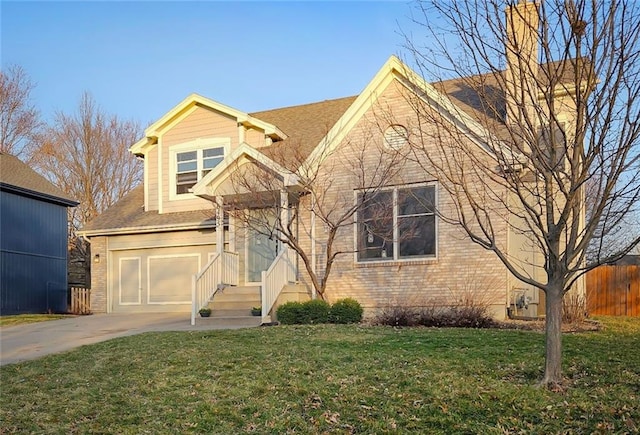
[216,195,224,254]
[279,189,288,252]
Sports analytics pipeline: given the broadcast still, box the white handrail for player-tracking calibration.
[221,251,239,286]
[192,253,220,326]
[261,246,295,323]
[190,251,239,325]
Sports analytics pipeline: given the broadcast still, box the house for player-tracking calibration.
[0,152,78,314]
[80,2,586,323]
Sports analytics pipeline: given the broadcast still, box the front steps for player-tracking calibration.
[207,285,261,317]
[195,315,262,328]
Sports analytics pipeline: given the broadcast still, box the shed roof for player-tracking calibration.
[0,152,77,206]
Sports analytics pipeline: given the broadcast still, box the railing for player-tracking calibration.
[261,246,296,323]
[192,254,220,326]
[190,251,239,325]
[221,251,239,286]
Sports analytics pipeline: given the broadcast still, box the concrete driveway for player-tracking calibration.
[0,313,259,366]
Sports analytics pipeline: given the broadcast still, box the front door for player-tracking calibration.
[246,210,278,283]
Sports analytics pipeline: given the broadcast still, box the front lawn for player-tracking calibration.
[1,317,638,433]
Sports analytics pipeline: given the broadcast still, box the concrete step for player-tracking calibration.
[210,309,259,318]
[210,301,260,311]
[219,285,261,295]
[195,315,262,328]
[208,285,260,311]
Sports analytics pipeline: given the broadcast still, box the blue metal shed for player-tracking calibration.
[0,153,77,314]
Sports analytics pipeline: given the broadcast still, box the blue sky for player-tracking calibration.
[1,1,418,127]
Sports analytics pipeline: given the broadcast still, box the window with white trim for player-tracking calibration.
[357,184,436,261]
[172,144,226,196]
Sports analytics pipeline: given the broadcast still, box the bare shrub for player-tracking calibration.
[373,304,418,327]
[562,293,588,324]
[417,303,495,329]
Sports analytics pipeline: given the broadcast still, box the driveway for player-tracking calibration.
[0,313,259,366]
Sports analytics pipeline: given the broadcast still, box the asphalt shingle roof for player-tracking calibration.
[250,96,357,167]
[83,58,586,235]
[0,152,77,205]
[81,185,216,233]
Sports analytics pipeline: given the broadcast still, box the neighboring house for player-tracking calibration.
[80,5,585,322]
[0,152,78,314]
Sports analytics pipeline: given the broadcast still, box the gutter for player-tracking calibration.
[78,221,217,238]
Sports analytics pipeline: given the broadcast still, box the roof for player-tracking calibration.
[80,185,216,235]
[250,96,357,168]
[85,56,587,235]
[0,152,77,206]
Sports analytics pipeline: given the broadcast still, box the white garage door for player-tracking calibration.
[111,247,211,313]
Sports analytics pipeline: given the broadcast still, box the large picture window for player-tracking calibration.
[357,185,436,261]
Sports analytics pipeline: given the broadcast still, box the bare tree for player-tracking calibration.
[403,0,640,387]
[0,65,40,159]
[227,129,403,300]
[31,92,142,233]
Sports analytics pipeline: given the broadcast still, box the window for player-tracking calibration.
[357,185,436,261]
[383,124,409,150]
[174,146,225,195]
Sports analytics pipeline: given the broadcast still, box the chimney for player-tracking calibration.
[505,0,540,127]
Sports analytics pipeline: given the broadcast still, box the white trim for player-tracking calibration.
[238,123,245,143]
[129,93,286,155]
[353,182,438,264]
[146,253,200,305]
[302,55,513,177]
[158,136,163,214]
[169,138,231,201]
[143,154,149,212]
[191,142,299,198]
[118,256,141,305]
[108,240,216,252]
[79,221,216,238]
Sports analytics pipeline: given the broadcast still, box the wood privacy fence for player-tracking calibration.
[69,286,91,314]
[586,265,640,316]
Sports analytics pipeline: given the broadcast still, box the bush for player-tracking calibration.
[417,304,495,328]
[329,298,363,324]
[374,305,418,327]
[374,301,495,328]
[276,301,304,325]
[562,293,588,323]
[301,299,331,324]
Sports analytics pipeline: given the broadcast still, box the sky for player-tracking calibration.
[1,1,420,127]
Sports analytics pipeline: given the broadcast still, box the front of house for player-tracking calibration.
[81,4,586,322]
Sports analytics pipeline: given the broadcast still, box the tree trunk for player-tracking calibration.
[541,285,563,387]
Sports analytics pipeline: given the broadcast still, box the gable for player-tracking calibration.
[130,94,287,156]
[162,105,238,148]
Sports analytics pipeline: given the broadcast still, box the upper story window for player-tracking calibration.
[170,138,229,199]
[357,184,436,262]
[383,124,409,150]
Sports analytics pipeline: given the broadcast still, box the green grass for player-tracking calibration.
[1,317,639,434]
[0,314,72,327]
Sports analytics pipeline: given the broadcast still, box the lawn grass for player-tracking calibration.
[1,317,638,434]
[0,314,72,328]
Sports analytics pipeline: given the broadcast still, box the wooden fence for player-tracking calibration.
[69,286,91,315]
[586,265,640,316]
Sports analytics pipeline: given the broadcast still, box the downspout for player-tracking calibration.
[310,195,317,299]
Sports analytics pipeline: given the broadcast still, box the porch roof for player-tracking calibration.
[191,142,302,202]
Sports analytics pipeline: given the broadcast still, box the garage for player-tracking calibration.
[110,244,215,313]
